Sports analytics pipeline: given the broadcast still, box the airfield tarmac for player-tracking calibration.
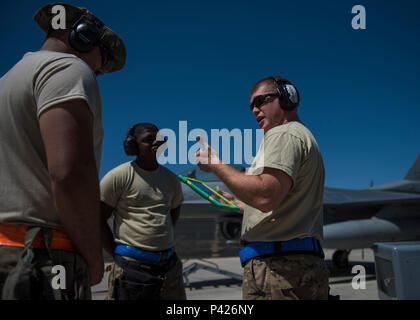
[92,248,379,300]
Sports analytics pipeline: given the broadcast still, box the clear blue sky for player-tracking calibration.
[1,0,419,189]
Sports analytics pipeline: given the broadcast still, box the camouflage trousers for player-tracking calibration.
[242,253,329,300]
[106,254,186,300]
[0,245,91,300]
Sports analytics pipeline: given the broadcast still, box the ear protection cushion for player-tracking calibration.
[69,21,101,53]
[272,76,300,110]
[123,125,139,156]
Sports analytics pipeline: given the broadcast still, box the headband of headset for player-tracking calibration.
[68,15,104,53]
[271,76,300,111]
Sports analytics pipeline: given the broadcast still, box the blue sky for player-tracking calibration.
[1,0,419,189]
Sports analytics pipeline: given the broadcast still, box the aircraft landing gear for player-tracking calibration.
[332,250,350,268]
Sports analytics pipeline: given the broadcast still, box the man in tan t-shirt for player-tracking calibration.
[100,123,186,300]
[0,3,125,299]
[196,76,329,300]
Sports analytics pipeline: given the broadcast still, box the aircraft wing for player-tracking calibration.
[324,187,420,207]
[182,177,420,208]
[179,165,420,224]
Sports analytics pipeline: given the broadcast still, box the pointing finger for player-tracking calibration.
[196,135,209,149]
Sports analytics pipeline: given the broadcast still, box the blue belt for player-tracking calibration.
[239,237,324,266]
[115,244,175,263]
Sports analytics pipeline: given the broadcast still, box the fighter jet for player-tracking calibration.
[175,154,420,268]
[323,153,420,268]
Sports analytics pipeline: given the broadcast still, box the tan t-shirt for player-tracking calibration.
[241,122,325,243]
[0,51,103,229]
[100,161,184,251]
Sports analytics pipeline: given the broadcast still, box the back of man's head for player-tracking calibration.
[250,76,293,96]
[34,3,126,73]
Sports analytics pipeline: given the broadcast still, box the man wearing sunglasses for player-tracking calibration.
[0,3,125,299]
[196,76,329,300]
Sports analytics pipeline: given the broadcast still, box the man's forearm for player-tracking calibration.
[212,164,269,210]
[51,163,103,268]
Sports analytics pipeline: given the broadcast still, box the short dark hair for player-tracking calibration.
[250,75,293,96]
[132,123,159,138]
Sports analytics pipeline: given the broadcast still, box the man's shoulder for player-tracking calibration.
[25,51,94,78]
[24,50,82,64]
[264,122,306,142]
[267,121,310,137]
[5,51,90,82]
[262,122,321,159]
[266,122,316,144]
[103,161,133,179]
[112,161,134,172]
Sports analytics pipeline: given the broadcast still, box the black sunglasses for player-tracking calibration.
[98,42,108,67]
[250,93,279,111]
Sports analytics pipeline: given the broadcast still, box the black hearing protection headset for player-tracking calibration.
[124,124,140,156]
[271,76,300,111]
[68,15,104,53]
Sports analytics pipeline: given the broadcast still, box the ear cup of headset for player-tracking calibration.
[69,22,100,53]
[123,126,139,156]
[278,84,300,110]
[273,77,300,111]
[123,136,139,156]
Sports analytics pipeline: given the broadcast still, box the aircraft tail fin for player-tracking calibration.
[404,153,420,181]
